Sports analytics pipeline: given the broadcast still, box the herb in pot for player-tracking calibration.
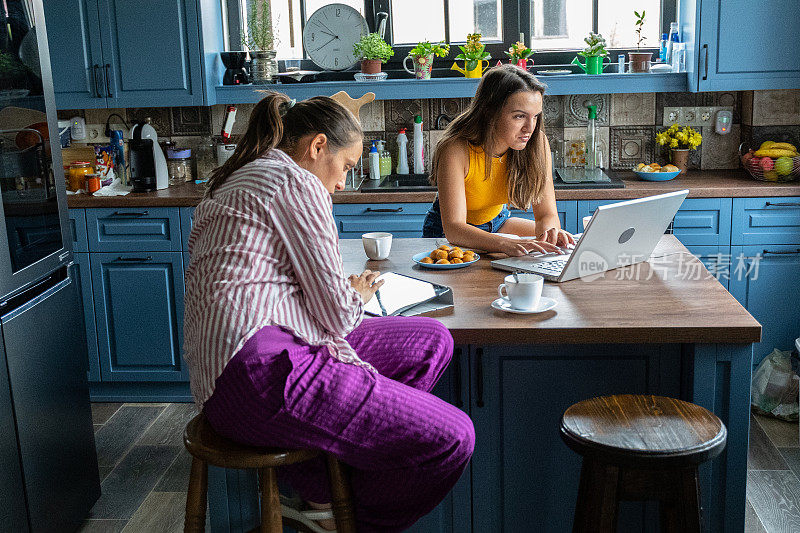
[454,33,491,71]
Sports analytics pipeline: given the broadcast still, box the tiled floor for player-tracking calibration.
[80,404,798,532]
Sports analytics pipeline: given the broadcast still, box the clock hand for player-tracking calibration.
[315,19,339,38]
[309,35,336,53]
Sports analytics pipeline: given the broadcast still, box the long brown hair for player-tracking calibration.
[430,64,549,210]
[206,92,362,196]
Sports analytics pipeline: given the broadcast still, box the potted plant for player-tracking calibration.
[451,33,491,78]
[505,41,534,70]
[0,50,30,90]
[353,33,394,74]
[656,124,702,172]
[571,32,608,74]
[404,41,449,80]
[241,0,278,84]
[628,10,652,72]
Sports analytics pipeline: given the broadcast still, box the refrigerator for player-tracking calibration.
[0,0,101,531]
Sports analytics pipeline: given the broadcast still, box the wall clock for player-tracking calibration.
[302,4,368,71]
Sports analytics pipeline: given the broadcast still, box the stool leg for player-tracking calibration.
[326,455,357,533]
[258,467,282,533]
[185,457,208,533]
[572,459,619,533]
[658,467,701,533]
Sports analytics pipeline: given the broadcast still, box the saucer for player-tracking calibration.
[491,296,557,314]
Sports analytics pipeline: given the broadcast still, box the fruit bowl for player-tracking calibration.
[740,142,800,182]
[633,169,681,181]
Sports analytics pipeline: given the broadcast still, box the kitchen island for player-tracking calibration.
[208,236,760,533]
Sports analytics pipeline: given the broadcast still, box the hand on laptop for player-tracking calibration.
[536,226,575,248]
[499,238,561,257]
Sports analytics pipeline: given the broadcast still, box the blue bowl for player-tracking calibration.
[412,251,480,269]
[633,169,681,181]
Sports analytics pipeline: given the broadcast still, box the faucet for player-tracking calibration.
[436,114,452,130]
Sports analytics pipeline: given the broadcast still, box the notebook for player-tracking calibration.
[363,273,453,317]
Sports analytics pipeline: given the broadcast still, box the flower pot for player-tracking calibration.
[628,51,652,73]
[515,58,532,70]
[403,54,434,79]
[450,60,489,78]
[361,59,382,74]
[670,148,690,172]
[250,50,278,84]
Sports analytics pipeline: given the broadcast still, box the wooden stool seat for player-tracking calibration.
[560,395,727,533]
[183,414,356,533]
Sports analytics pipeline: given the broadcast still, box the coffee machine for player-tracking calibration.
[220,51,249,85]
[128,120,168,191]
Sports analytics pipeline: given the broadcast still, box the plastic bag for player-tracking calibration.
[752,348,799,421]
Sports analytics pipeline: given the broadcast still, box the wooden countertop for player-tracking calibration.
[66,170,800,208]
[339,236,761,345]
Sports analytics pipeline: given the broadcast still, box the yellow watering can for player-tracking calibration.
[451,60,489,78]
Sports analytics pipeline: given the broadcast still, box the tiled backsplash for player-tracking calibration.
[58,89,800,179]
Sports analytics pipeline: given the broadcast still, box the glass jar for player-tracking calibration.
[85,173,101,194]
[69,161,93,192]
[166,148,193,186]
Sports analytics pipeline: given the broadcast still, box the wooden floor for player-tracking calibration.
[79,403,798,532]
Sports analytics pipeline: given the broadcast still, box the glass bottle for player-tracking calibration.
[377,140,392,177]
[585,105,598,170]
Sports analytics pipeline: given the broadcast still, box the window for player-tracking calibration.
[391,0,503,45]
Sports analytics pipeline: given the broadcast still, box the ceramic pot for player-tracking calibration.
[670,148,690,172]
[403,54,434,79]
[250,50,278,84]
[361,59,382,74]
[628,51,652,73]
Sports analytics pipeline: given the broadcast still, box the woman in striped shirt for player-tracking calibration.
[184,92,474,532]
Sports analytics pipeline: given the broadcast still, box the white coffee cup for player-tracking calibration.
[498,273,543,310]
[362,232,392,260]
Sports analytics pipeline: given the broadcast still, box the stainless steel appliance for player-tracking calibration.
[0,1,100,531]
[360,173,437,192]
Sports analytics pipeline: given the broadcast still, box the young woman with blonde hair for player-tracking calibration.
[423,64,574,255]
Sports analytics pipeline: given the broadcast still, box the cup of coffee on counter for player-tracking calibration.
[498,273,543,310]
[362,232,392,260]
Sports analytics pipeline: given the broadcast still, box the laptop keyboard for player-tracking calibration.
[531,259,567,274]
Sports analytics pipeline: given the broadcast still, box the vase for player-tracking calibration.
[628,51,652,73]
[403,54,434,79]
[361,59,382,74]
[515,58,532,70]
[250,50,278,84]
[670,148,690,172]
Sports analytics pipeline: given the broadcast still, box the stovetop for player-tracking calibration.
[360,173,437,192]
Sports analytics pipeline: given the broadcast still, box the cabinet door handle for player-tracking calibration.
[475,348,484,408]
[364,207,403,213]
[92,64,103,97]
[114,256,153,262]
[104,64,113,97]
[762,249,800,255]
[765,202,800,207]
[453,347,463,408]
[111,210,149,217]
[702,44,708,81]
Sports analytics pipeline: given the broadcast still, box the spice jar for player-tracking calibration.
[85,173,101,194]
[166,148,193,186]
[69,161,93,192]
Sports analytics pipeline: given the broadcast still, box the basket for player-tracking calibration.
[739,142,800,182]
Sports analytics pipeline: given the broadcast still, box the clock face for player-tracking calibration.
[303,4,368,71]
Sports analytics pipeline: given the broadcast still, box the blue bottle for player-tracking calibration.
[659,33,668,62]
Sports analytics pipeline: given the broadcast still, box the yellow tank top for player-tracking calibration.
[464,143,508,225]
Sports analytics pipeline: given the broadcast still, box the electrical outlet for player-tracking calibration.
[663,107,683,126]
[85,124,109,143]
[697,107,714,125]
[683,106,698,125]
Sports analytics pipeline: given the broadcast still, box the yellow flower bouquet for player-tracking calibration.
[656,124,702,150]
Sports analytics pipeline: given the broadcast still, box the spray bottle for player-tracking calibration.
[396,129,409,174]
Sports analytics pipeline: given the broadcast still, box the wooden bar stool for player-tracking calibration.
[183,414,356,533]
[560,395,727,533]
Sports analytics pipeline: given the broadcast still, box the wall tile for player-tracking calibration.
[127,108,171,137]
[384,100,425,133]
[563,94,609,126]
[701,124,741,170]
[428,98,465,128]
[752,89,800,126]
[543,95,563,129]
[741,91,754,126]
[750,125,800,150]
[84,108,127,129]
[564,127,610,169]
[609,126,655,170]
[655,92,700,125]
[544,128,564,162]
[170,106,211,135]
[57,109,83,120]
[610,93,656,126]
[358,100,385,131]
[700,91,741,124]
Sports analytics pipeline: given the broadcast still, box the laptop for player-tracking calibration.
[491,190,689,282]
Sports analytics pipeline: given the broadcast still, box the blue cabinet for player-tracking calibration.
[86,207,182,252]
[684,0,800,91]
[509,200,578,234]
[732,198,800,246]
[69,208,89,253]
[44,0,205,109]
[730,245,800,366]
[72,252,101,382]
[91,252,187,382]
[685,245,732,291]
[333,203,430,239]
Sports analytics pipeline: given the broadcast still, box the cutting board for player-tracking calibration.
[330,91,375,121]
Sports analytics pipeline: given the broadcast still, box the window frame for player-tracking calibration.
[224,0,674,71]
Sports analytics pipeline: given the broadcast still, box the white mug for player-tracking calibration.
[362,232,392,260]
[498,273,543,310]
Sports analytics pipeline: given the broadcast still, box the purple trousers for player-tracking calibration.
[203,316,475,532]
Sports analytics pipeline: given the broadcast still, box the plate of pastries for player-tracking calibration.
[412,245,480,269]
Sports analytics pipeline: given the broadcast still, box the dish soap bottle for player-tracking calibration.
[368,141,380,180]
[585,104,598,170]
[377,140,392,177]
[396,128,409,174]
[413,115,424,174]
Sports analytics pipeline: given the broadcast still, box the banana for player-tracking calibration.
[770,142,797,151]
[754,148,799,158]
[759,141,776,150]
